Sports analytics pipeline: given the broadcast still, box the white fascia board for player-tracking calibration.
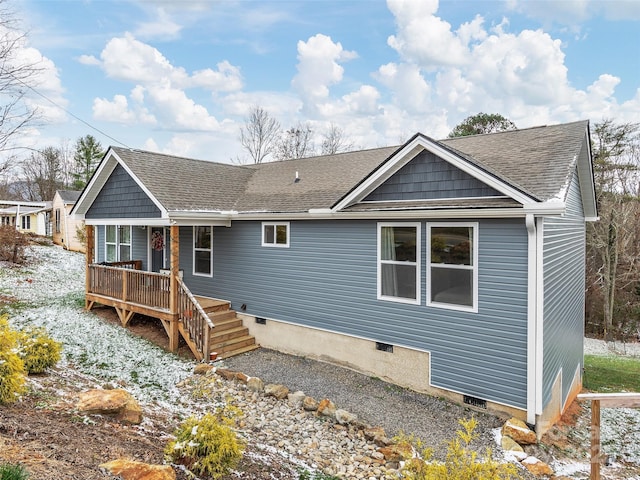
[333,136,537,212]
[84,218,170,226]
[168,211,232,227]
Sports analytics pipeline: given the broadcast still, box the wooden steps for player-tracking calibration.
[193,296,259,359]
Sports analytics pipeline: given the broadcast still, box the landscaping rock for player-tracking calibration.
[76,389,142,424]
[302,395,319,411]
[502,417,537,445]
[100,459,176,480]
[287,390,306,408]
[246,376,264,392]
[193,364,213,375]
[335,408,357,425]
[264,383,289,399]
[317,398,336,417]
[521,456,554,477]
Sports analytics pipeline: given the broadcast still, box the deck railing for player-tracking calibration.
[177,278,214,359]
[88,264,170,310]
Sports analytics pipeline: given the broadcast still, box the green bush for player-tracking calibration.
[400,417,522,480]
[0,462,29,480]
[16,327,62,374]
[0,315,26,404]
[165,405,245,479]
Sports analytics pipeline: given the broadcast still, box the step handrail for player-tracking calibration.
[176,278,214,360]
[177,278,215,329]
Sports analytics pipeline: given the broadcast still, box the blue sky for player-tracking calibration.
[6,0,640,164]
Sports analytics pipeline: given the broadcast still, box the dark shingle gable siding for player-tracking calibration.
[363,150,503,202]
[86,164,161,219]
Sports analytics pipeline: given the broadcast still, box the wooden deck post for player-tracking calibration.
[169,224,179,352]
[85,224,94,309]
[578,392,640,480]
[590,399,601,480]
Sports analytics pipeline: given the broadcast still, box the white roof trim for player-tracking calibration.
[332,135,537,212]
[72,148,169,219]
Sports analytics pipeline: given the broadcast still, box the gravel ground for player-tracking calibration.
[223,348,505,459]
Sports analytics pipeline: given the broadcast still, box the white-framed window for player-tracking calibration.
[377,222,421,304]
[21,215,30,230]
[193,226,213,276]
[427,222,478,312]
[55,209,61,233]
[262,222,290,247]
[105,225,132,262]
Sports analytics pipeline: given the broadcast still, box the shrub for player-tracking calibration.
[16,327,62,374]
[400,417,522,480]
[0,315,26,404]
[0,226,29,264]
[165,405,245,479]
[0,462,29,480]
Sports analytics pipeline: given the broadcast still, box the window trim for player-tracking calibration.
[104,224,132,263]
[192,226,213,277]
[261,222,290,248]
[377,222,421,305]
[426,222,479,313]
[55,208,61,233]
[21,215,30,230]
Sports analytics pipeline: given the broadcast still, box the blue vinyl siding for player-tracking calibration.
[364,150,502,201]
[86,164,161,219]
[542,169,585,408]
[180,218,529,409]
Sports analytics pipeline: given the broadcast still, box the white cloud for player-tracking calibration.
[191,61,243,92]
[375,62,431,113]
[134,7,183,40]
[386,0,470,67]
[144,83,219,131]
[77,54,101,66]
[291,34,357,113]
[92,93,156,125]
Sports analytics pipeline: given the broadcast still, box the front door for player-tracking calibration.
[150,227,166,272]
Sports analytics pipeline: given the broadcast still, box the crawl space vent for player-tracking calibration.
[375,342,394,353]
[463,395,487,409]
[255,317,267,325]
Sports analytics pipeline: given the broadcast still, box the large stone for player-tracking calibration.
[377,443,413,462]
[100,459,176,480]
[246,376,264,392]
[502,417,537,445]
[288,390,306,408]
[521,456,554,477]
[264,383,290,399]
[216,368,239,381]
[76,389,142,424]
[501,435,524,453]
[317,398,336,417]
[364,426,386,441]
[335,409,357,425]
[302,396,319,411]
[193,364,213,375]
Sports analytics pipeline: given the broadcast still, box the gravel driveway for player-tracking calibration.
[223,347,505,459]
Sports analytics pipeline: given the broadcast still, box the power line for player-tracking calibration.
[2,67,131,149]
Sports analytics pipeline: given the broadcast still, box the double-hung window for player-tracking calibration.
[427,223,478,312]
[193,226,213,276]
[377,223,420,304]
[21,216,30,230]
[262,222,289,247]
[105,225,132,262]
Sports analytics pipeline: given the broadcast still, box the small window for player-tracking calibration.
[55,209,61,233]
[193,226,213,276]
[21,216,30,230]
[377,223,420,304]
[262,222,290,247]
[118,225,131,261]
[427,223,478,312]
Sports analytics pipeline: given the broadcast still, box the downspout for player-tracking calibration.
[525,214,538,426]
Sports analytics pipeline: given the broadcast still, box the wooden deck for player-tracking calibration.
[85,263,258,361]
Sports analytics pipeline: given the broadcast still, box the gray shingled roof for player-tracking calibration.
[58,190,82,204]
[110,121,588,214]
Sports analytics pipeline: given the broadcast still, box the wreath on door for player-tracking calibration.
[151,231,165,251]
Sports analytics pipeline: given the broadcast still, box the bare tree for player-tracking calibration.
[274,122,314,161]
[239,106,281,164]
[320,123,354,155]
[0,1,41,171]
[586,119,640,341]
[22,146,64,201]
